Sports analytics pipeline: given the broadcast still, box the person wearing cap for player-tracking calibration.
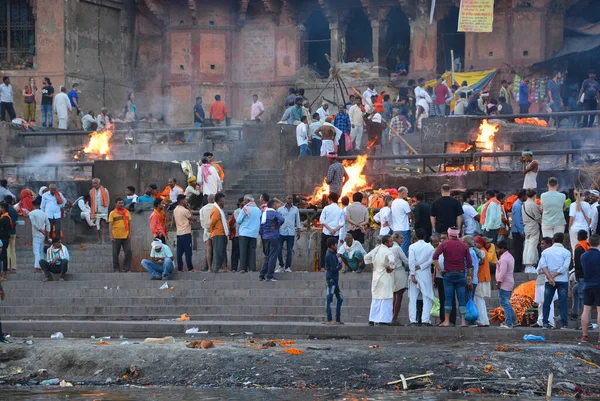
[577,69,600,128]
[325,153,348,197]
[53,85,71,130]
[433,227,474,327]
[109,198,132,273]
[185,176,201,209]
[141,239,174,280]
[173,194,195,272]
[522,150,538,190]
[39,236,70,282]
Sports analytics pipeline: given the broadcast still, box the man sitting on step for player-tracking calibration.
[141,238,175,280]
[40,237,70,282]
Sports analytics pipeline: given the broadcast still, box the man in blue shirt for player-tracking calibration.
[466,90,485,115]
[259,200,285,282]
[187,96,205,142]
[511,190,527,272]
[325,237,344,324]
[276,195,301,273]
[68,83,81,129]
[236,195,261,272]
[580,233,600,342]
[518,78,530,114]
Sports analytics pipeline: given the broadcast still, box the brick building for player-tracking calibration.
[0,0,589,125]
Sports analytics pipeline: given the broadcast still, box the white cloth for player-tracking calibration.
[374,206,392,235]
[350,125,363,150]
[349,104,364,127]
[369,299,393,323]
[320,139,335,156]
[261,207,275,224]
[0,83,13,103]
[535,283,557,327]
[213,203,229,236]
[590,202,599,234]
[58,118,67,129]
[473,293,490,326]
[316,107,329,122]
[96,113,110,130]
[53,92,71,120]
[569,202,591,232]
[408,240,435,324]
[523,166,537,189]
[296,123,309,146]
[201,165,220,196]
[408,239,435,301]
[199,203,215,242]
[320,203,344,236]
[365,244,396,300]
[362,88,378,108]
[390,243,409,292]
[76,197,91,214]
[390,198,411,232]
[29,209,50,240]
[93,188,109,217]
[462,203,479,235]
[523,229,540,266]
[414,86,432,104]
[323,122,342,144]
[337,240,366,259]
[81,114,96,131]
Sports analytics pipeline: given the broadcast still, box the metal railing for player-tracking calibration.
[341,148,600,173]
[465,109,600,120]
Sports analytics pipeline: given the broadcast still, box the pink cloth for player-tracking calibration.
[201,164,212,183]
[242,201,257,216]
[496,251,515,291]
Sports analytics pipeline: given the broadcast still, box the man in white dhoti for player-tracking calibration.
[53,86,71,130]
[408,228,435,326]
[390,232,409,325]
[522,189,542,273]
[365,235,396,325]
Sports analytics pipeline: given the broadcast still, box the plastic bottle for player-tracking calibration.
[40,378,60,385]
[523,334,546,341]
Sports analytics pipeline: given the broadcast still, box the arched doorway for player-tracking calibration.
[305,11,330,77]
[345,8,372,63]
[437,6,464,74]
[384,7,411,72]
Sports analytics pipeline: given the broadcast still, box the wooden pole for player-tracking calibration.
[546,372,554,401]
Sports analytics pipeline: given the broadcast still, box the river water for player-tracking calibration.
[0,387,578,401]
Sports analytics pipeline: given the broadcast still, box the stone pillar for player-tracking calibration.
[329,21,339,74]
[371,19,380,67]
[408,17,437,74]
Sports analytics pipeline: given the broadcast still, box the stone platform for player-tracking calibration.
[1,244,593,342]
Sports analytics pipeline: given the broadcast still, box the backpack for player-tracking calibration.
[70,197,83,221]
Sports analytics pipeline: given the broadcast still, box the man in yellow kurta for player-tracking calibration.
[365,235,396,325]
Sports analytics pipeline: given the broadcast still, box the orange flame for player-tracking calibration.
[311,155,371,203]
[83,125,113,156]
[514,118,548,127]
[476,119,500,152]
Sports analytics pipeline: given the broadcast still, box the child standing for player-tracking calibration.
[325,237,344,325]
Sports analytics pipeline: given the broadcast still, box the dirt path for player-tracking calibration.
[0,337,599,396]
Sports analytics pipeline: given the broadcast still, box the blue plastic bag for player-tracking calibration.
[465,298,479,322]
[523,334,546,341]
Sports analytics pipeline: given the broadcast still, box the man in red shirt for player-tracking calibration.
[209,94,228,125]
[434,76,451,117]
[433,227,474,327]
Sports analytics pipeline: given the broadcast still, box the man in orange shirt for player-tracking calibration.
[209,94,228,125]
[149,198,167,242]
[210,192,228,272]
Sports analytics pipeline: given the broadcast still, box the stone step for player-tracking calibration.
[0,295,508,309]
[2,320,589,341]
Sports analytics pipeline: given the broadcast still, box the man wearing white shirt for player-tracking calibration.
[408,228,435,326]
[40,184,66,239]
[391,186,413,256]
[296,116,310,157]
[337,233,367,272]
[588,190,599,234]
[537,232,571,329]
[568,192,591,255]
[320,193,344,270]
[349,97,364,150]
[362,83,377,109]
[53,86,72,130]
[462,192,480,236]
[199,157,220,206]
[0,76,16,121]
[316,102,330,122]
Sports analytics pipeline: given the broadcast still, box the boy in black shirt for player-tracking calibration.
[325,237,344,325]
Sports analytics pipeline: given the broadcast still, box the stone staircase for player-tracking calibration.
[224,169,286,209]
[0,244,591,341]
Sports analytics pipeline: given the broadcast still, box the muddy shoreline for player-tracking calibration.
[0,338,599,396]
